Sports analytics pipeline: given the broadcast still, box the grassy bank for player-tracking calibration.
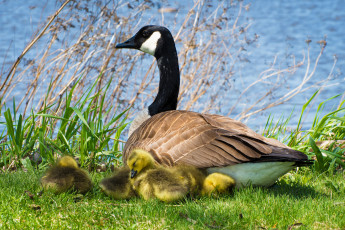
[0,95,344,229]
[1,168,344,229]
[0,89,344,229]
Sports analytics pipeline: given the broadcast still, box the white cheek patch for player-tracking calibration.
[140,31,161,55]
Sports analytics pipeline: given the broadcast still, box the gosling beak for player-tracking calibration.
[130,169,137,178]
[115,36,138,49]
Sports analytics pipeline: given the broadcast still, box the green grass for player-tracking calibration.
[0,168,344,229]
[0,88,344,229]
[264,91,345,173]
[0,75,128,170]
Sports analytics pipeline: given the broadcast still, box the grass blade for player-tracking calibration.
[309,136,325,172]
[71,106,100,141]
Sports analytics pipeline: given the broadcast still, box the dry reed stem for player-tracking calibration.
[0,0,338,131]
[0,0,72,99]
[237,42,330,121]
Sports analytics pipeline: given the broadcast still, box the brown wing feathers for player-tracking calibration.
[123,110,310,168]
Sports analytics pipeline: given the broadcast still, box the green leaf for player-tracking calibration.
[36,113,69,121]
[330,115,345,122]
[71,106,100,142]
[21,158,34,174]
[57,130,72,154]
[113,122,128,152]
[4,108,19,154]
[15,114,23,149]
[309,136,325,172]
[320,149,345,160]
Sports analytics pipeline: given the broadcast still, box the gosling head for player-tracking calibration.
[127,149,156,178]
[57,156,79,168]
[115,25,176,59]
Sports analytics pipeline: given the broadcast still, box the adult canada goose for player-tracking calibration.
[116,25,313,188]
[41,156,92,194]
[99,166,136,199]
[127,149,235,201]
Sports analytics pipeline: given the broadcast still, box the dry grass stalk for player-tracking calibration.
[0,0,72,99]
[0,0,337,131]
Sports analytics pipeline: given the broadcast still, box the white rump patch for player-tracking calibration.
[128,109,151,137]
[207,162,296,188]
[140,31,161,55]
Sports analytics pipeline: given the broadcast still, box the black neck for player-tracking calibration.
[148,48,180,116]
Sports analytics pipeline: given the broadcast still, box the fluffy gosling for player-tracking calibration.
[127,149,205,202]
[99,166,136,200]
[41,156,92,194]
[128,149,233,202]
[202,172,236,196]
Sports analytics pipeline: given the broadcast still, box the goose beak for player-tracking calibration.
[130,169,137,178]
[116,36,138,49]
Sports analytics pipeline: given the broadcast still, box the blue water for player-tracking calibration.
[0,0,57,66]
[0,0,344,131]
[238,0,345,129]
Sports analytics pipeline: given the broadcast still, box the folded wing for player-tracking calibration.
[123,110,309,168]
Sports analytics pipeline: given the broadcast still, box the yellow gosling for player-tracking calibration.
[132,168,189,202]
[127,149,156,178]
[57,156,78,168]
[41,156,92,194]
[127,149,206,202]
[201,172,236,196]
[127,149,236,201]
[99,166,136,200]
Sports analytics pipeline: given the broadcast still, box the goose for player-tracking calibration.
[99,166,136,200]
[115,25,313,188]
[127,149,235,201]
[41,156,92,194]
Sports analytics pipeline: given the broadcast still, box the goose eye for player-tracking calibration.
[142,30,150,38]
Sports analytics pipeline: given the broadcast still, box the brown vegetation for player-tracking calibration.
[0,0,335,131]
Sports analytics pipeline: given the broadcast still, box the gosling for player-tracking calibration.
[41,156,92,194]
[127,149,235,202]
[99,166,136,200]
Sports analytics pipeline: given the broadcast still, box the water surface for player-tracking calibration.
[1,0,344,131]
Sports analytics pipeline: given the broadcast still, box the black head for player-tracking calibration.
[115,25,176,59]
